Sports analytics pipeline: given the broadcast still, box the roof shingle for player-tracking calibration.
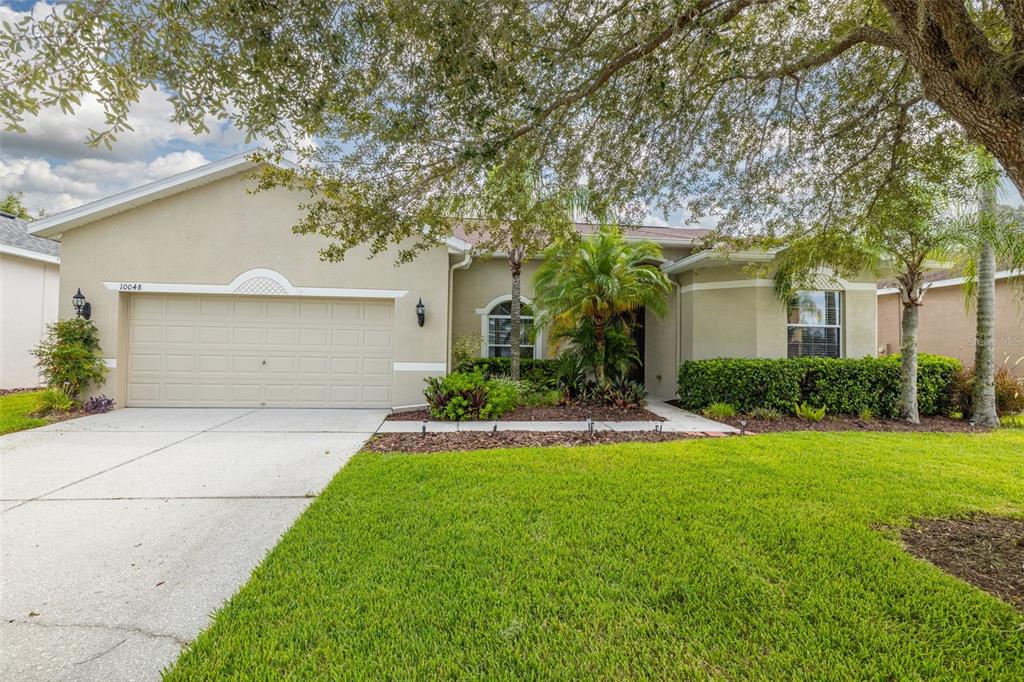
[0,212,60,258]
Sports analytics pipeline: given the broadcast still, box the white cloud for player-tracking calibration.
[0,151,211,214]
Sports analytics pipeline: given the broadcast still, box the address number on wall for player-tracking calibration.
[118,283,144,292]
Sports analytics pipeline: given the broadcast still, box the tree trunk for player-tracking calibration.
[900,300,920,424]
[509,252,523,381]
[594,316,606,383]
[972,237,999,426]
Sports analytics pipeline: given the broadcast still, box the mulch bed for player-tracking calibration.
[719,415,985,434]
[363,430,725,453]
[387,404,664,422]
[899,515,1024,612]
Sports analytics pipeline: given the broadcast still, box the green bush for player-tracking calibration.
[952,366,1024,417]
[747,407,783,421]
[34,387,74,416]
[457,357,562,389]
[32,318,107,399]
[677,355,961,418]
[703,402,736,419]
[424,372,528,421]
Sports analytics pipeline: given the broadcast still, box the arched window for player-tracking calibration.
[486,300,535,358]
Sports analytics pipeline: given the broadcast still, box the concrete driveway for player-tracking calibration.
[0,407,386,681]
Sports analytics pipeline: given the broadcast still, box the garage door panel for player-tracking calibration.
[126,294,394,407]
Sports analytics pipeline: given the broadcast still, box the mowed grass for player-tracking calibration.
[0,390,45,435]
[167,432,1024,680]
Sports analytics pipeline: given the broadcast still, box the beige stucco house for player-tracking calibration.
[1,212,60,389]
[28,153,880,409]
[878,270,1024,374]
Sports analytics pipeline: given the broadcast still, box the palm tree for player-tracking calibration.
[533,225,671,382]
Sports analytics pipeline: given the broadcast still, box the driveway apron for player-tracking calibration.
[0,407,385,681]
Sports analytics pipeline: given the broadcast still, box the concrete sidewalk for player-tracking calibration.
[1,407,386,681]
[376,400,737,434]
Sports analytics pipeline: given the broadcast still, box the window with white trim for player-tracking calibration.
[787,291,842,358]
[487,301,535,358]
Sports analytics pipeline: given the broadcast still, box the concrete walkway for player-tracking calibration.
[376,399,737,433]
[0,407,387,681]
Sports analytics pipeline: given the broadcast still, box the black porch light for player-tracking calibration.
[415,298,426,327]
[72,288,91,320]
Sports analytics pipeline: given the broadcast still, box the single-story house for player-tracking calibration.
[878,269,1024,373]
[27,153,880,409]
[1,211,60,389]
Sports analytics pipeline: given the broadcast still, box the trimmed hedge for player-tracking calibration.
[677,355,962,418]
[456,357,562,388]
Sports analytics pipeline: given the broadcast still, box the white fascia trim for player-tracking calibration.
[0,243,60,264]
[877,269,1021,296]
[104,267,408,299]
[29,151,289,238]
[679,279,876,294]
[393,362,447,372]
[662,249,777,275]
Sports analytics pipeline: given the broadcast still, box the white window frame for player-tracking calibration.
[475,294,544,360]
[787,290,843,358]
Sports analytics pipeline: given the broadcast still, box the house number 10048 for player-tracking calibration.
[118,283,144,291]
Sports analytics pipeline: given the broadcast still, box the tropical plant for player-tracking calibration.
[533,225,669,383]
[33,387,74,416]
[32,318,106,399]
[423,372,526,421]
[703,402,737,420]
[858,407,875,423]
[82,394,116,414]
[747,407,783,421]
[952,366,1024,418]
[451,334,483,369]
[0,191,31,219]
[795,403,826,423]
[598,377,648,410]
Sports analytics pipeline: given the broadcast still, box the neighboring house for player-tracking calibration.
[1,211,60,389]
[28,153,880,409]
[878,270,1024,373]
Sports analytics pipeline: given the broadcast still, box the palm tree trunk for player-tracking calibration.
[973,237,999,426]
[900,300,920,424]
[594,316,606,383]
[509,251,523,381]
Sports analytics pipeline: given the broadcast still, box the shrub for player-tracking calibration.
[82,394,116,414]
[703,402,737,419]
[677,355,960,418]
[599,377,647,409]
[953,366,1024,417]
[858,406,875,423]
[424,372,527,421]
[747,407,783,421]
[456,357,561,389]
[452,334,483,368]
[34,387,74,416]
[795,402,826,422]
[480,378,527,419]
[1000,414,1024,428]
[32,318,107,399]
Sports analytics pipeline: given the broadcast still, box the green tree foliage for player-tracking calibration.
[4,1,1024,256]
[533,226,669,382]
[0,191,31,219]
[32,318,107,399]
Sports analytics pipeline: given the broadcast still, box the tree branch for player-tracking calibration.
[764,26,904,80]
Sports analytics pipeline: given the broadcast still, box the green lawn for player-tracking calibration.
[0,390,46,435]
[166,432,1024,680]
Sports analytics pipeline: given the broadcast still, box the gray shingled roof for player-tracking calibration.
[0,212,60,258]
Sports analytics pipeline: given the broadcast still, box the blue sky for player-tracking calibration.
[0,1,1018,221]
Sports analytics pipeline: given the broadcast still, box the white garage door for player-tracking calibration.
[126,294,393,407]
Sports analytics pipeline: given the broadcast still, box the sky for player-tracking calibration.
[1,0,1018,223]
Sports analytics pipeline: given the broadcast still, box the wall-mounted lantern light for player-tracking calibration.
[72,288,92,320]
[415,298,425,327]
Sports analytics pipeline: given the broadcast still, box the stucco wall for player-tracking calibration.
[878,279,1024,373]
[0,254,59,388]
[675,266,878,361]
[56,169,450,407]
[450,257,543,361]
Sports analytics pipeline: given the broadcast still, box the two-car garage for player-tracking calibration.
[124,294,395,407]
